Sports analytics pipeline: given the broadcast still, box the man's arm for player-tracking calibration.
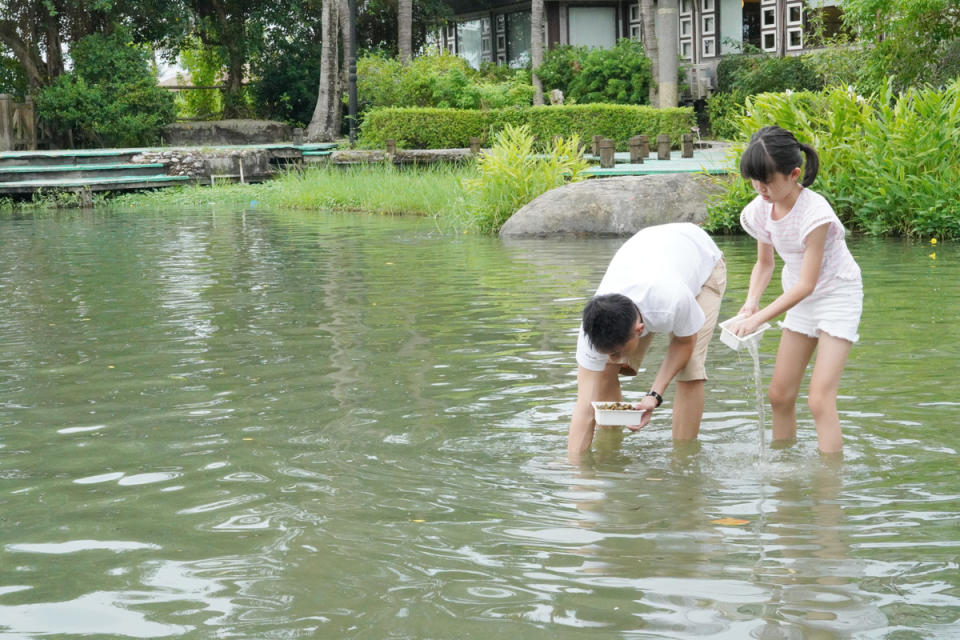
[649,333,697,399]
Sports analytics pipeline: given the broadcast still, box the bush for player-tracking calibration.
[537,40,653,105]
[567,39,653,105]
[357,51,534,113]
[707,50,825,139]
[536,44,586,98]
[360,104,695,150]
[35,30,175,148]
[456,124,589,233]
[705,81,960,239]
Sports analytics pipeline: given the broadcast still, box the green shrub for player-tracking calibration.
[360,104,694,150]
[537,39,653,105]
[356,51,534,113]
[705,81,960,239]
[35,30,175,148]
[536,44,587,98]
[707,50,825,140]
[456,124,589,233]
[705,90,747,140]
[568,39,653,105]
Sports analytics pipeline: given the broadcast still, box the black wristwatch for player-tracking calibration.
[646,390,663,407]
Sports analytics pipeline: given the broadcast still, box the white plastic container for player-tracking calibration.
[719,315,772,351]
[592,401,645,426]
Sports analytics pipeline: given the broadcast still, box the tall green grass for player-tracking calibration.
[455,124,589,233]
[109,163,472,217]
[706,79,960,239]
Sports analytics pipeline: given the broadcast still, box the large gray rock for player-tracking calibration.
[499,174,723,238]
[162,119,292,146]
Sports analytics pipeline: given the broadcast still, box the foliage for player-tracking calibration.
[536,44,588,98]
[0,49,28,100]
[34,30,176,148]
[716,51,823,96]
[176,42,224,120]
[536,40,653,105]
[839,0,960,92]
[249,29,324,126]
[705,81,960,239]
[360,104,695,150]
[357,51,534,113]
[567,39,653,105]
[456,124,589,233]
[355,0,451,55]
[705,90,748,141]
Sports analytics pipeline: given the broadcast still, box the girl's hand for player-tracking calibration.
[737,301,759,318]
[732,315,764,337]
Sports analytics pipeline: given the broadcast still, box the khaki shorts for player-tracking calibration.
[618,256,726,382]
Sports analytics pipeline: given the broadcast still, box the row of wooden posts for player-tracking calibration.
[591,133,697,168]
[0,94,38,152]
[290,126,696,169]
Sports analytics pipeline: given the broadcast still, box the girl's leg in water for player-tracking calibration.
[769,328,817,444]
[807,333,853,453]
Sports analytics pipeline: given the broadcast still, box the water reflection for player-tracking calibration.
[0,211,957,637]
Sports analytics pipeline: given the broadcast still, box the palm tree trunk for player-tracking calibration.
[640,0,659,106]
[306,0,342,141]
[656,0,679,108]
[531,0,545,105]
[398,0,413,64]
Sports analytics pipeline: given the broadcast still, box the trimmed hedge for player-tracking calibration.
[359,104,695,150]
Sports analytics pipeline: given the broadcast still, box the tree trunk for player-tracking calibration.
[640,0,659,106]
[398,0,413,64]
[530,0,544,105]
[306,0,342,141]
[0,21,47,90]
[656,0,679,108]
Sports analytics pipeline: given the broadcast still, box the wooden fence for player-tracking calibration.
[0,94,38,152]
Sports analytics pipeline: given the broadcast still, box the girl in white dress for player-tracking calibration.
[731,126,862,453]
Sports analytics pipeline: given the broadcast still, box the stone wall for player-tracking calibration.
[131,148,274,181]
[161,119,292,146]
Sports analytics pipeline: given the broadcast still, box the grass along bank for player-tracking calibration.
[109,163,472,219]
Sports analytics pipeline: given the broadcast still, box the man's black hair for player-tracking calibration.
[581,293,638,353]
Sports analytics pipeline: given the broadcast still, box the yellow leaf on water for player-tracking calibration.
[930,253,936,260]
[711,518,750,526]
[930,238,937,245]
[411,519,425,523]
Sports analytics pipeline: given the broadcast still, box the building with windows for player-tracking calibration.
[441,0,844,101]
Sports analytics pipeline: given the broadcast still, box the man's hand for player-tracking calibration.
[626,394,658,431]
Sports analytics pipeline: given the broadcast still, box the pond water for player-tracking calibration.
[0,208,957,639]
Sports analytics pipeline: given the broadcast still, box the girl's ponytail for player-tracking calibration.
[799,143,819,187]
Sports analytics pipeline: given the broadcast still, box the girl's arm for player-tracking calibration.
[738,240,775,317]
[734,224,828,335]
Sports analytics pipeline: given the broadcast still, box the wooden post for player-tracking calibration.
[0,94,12,152]
[385,138,396,155]
[292,127,304,145]
[657,134,671,160]
[598,138,615,168]
[469,137,481,154]
[629,135,645,164]
[592,134,602,156]
[682,133,694,158]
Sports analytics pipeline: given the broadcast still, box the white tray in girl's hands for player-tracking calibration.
[719,315,771,351]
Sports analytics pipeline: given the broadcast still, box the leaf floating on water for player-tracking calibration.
[411,519,426,523]
[646,477,663,482]
[711,517,749,526]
